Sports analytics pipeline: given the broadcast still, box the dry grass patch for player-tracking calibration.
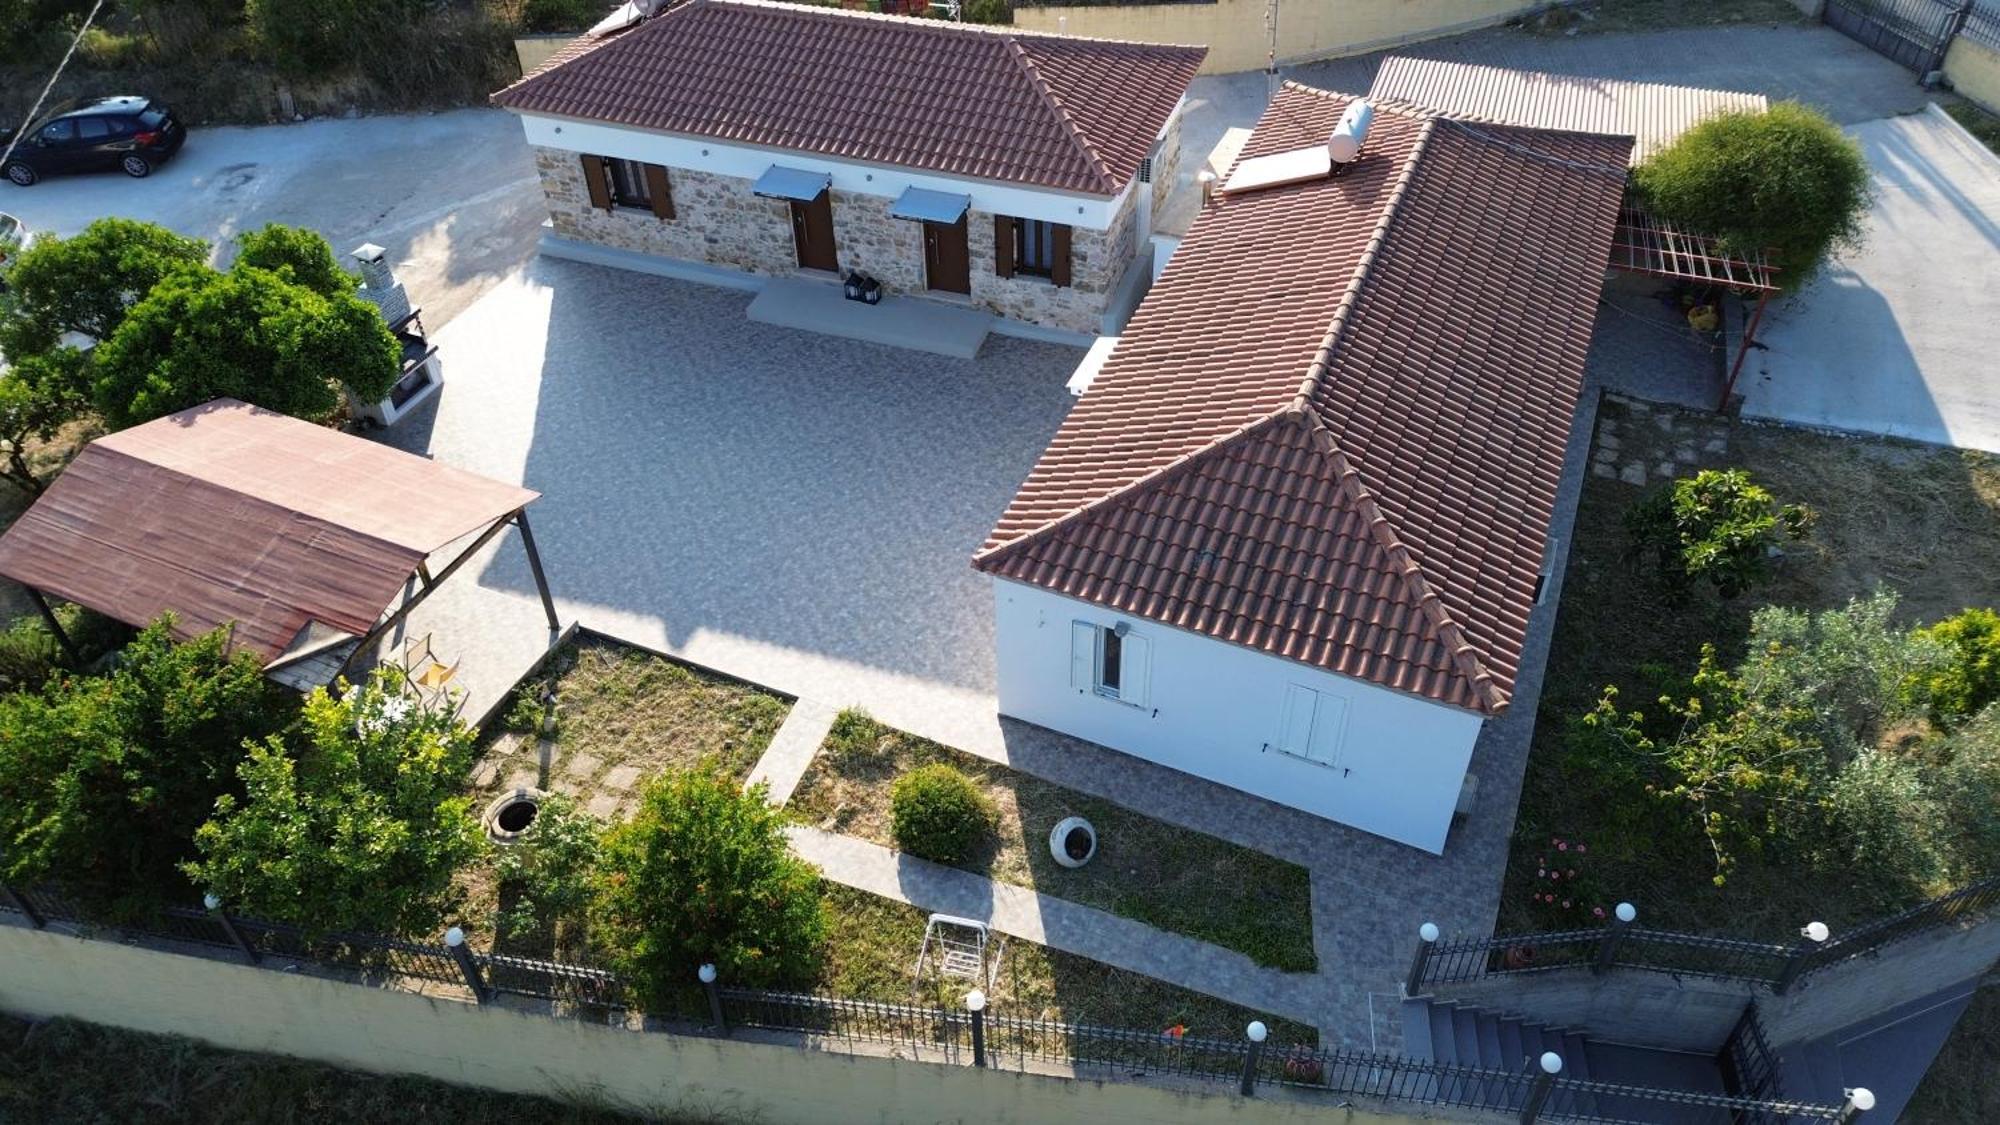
[1507,400,2000,937]
[1904,985,2000,1121]
[1521,0,1805,35]
[454,634,792,951]
[819,885,1318,1047]
[792,712,1316,972]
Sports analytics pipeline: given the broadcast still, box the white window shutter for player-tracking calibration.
[1119,634,1152,706]
[1278,684,1318,757]
[1070,622,1096,690]
[1307,694,1348,766]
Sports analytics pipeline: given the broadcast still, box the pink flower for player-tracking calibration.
[1562,900,1571,909]
[1577,845,1587,854]
[1593,907,1606,918]
[1558,842,1569,852]
[1537,869,1546,877]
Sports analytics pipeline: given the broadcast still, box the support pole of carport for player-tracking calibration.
[515,509,560,635]
[25,588,80,665]
[1718,288,1771,412]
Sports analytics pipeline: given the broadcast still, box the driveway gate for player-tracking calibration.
[1823,0,1970,72]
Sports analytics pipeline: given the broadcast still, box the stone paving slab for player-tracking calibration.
[787,826,1329,1028]
[746,697,841,807]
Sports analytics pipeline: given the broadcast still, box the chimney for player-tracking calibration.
[351,243,411,326]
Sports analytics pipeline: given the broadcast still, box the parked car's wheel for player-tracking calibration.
[3,162,35,187]
[120,154,151,178]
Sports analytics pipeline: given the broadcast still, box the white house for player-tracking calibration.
[491,0,1205,336]
[975,85,1636,854]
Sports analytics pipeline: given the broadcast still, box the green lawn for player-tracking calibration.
[791,712,1317,972]
[818,885,1317,1047]
[1506,401,2000,938]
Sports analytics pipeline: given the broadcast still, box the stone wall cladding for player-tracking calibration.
[533,144,1134,336]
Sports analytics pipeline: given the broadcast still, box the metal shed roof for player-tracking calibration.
[0,399,539,663]
[1368,56,1767,164]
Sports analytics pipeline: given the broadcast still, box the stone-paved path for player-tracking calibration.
[746,697,840,806]
[786,826,1328,1027]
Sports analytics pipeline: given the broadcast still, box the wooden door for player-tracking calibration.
[923,216,971,295]
[789,193,838,272]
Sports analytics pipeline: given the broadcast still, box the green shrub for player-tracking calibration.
[0,619,288,915]
[824,706,889,762]
[591,770,826,1006]
[519,0,602,32]
[493,792,601,946]
[247,0,424,78]
[234,224,358,300]
[1634,102,1869,289]
[1912,608,2000,723]
[1625,468,1814,598]
[0,604,127,690]
[961,0,1010,23]
[889,763,995,865]
[186,667,482,936]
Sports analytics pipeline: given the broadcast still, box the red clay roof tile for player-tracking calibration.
[975,84,1632,715]
[491,0,1205,196]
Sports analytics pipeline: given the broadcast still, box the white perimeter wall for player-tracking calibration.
[515,112,1144,231]
[993,579,1484,854]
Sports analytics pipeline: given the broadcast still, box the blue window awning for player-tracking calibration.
[888,186,971,224]
[752,165,832,201]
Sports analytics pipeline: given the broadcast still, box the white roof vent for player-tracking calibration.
[1328,99,1374,164]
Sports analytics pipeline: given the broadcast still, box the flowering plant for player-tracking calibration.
[1525,835,1608,930]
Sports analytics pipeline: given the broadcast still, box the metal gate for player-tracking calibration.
[1822,0,1966,72]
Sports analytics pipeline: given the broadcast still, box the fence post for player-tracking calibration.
[443,926,487,1002]
[1405,921,1440,995]
[966,989,988,1067]
[1836,1087,1877,1123]
[699,963,727,1034]
[203,894,260,965]
[1,881,45,929]
[1773,920,1829,995]
[1519,1051,1562,1124]
[1240,1020,1267,1097]
[1593,902,1637,975]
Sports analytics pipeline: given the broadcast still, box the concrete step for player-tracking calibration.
[1449,1003,1482,1066]
[1399,998,1435,1065]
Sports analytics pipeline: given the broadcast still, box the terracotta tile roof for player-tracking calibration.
[0,399,538,664]
[1369,56,1766,164]
[974,84,1631,714]
[490,0,1205,196]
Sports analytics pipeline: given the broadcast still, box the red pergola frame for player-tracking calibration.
[1607,205,1780,410]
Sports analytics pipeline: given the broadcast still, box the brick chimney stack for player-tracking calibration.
[350,243,411,326]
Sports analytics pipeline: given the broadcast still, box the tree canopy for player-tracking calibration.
[1633,102,1870,290]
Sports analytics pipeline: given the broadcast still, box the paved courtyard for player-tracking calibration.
[1740,107,2000,452]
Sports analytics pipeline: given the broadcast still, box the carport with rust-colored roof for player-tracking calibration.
[0,398,560,690]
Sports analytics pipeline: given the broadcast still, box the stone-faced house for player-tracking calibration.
[975,85,1634,854]
[491,0,1205,336]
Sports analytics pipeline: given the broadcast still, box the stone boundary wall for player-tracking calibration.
[532,147,1136,335]
[0,923,1460,1125]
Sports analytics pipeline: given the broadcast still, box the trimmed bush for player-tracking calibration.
[1633,102,1869,290]
[591,769,826,1005]
[889,763,995,865]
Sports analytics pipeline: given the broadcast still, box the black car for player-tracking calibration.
[1,96,186,186]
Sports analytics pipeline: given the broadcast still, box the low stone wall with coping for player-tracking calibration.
[532,145,1137,335]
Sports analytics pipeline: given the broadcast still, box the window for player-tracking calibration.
[37,119,75,144]
[1274,684,1348,767]
[994,216,1071,286]
[76,116,113,141]
[580,155,675,220]
[1016,219,1058,277]
[1069,621,1151,707]
[607,158,651,210]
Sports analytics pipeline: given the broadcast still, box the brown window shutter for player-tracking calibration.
[994,215,1016,278]
[643,163,675,220]
[580,155,612,212]
[1050,224,1073,288]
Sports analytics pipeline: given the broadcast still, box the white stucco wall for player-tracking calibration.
[992,579,1485,854]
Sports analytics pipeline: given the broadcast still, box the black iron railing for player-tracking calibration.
[1414,874,2000,994]
[0,885,1866,1123]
